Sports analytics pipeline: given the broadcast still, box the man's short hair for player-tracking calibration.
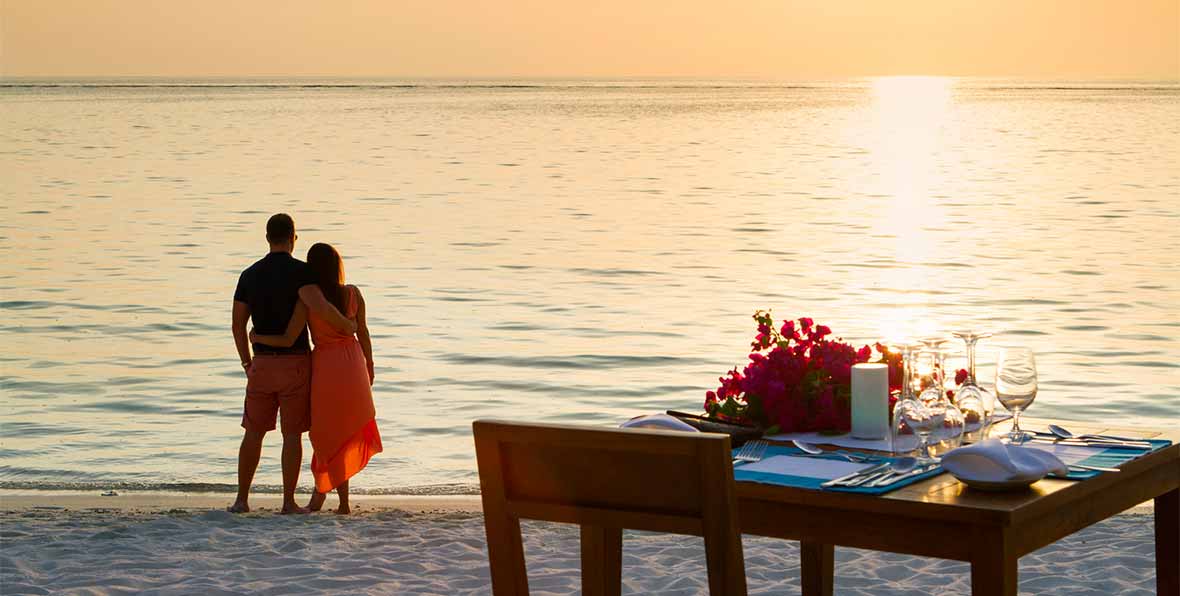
[266,213,295,243]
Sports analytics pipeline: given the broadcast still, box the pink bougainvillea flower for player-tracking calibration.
[780,319,796,339]
[705,313,882,433]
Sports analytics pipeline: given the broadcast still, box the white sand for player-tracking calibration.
[0,494,1160,595]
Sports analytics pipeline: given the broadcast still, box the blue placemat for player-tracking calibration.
[1051,438,1172,480]
[732,444,942,495]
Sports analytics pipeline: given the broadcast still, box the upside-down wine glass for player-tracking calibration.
[892,343,941,463]
[994,347,1038,443]
[951,331,995,417]
[888,343,920,456]
[920,348,964,456]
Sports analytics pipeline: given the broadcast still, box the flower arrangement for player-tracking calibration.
[703,311,904,434]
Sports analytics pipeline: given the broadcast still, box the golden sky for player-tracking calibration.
[2,0,1177,79]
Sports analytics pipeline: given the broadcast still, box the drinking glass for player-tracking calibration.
[951,331,995,416]
[888,343,922,456]
[900,397,943,463]
[943,353,986,442]
[994,348,1038,442]
[890,407,920,456]
[917,350,943,405]
[920,349,964,456]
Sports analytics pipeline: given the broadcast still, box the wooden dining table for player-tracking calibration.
[734,417,1179,595]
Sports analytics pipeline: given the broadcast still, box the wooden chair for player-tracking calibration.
[472,419,747,596]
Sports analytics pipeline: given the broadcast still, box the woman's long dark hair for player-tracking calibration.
[306,243,346,312]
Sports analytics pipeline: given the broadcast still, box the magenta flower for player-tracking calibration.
[704,313,876,433]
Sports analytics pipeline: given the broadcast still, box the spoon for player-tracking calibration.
[794,441,876,462]
[793,441,826,455]
[1047,425,1151,448]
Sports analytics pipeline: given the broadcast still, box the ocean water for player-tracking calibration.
[1,78,1178,494]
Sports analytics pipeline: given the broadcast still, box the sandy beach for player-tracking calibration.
[0,492,1161,595]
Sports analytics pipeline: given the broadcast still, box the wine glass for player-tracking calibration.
[892,343,943,462]
[994,348,1038,442]
[888,342,922,456]
[900,397,943,463]
[890,407,920,456]
[951,331,995,416]
[919,349,964,455]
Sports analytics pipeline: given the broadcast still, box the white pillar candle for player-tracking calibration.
[851,363,890,439]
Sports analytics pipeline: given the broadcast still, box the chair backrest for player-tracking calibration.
[474,420,747,595]
[473,419,737,536]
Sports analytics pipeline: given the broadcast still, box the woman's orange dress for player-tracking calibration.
[308,285,382,493]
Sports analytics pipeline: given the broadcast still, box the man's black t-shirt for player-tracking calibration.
[234,252,315,354]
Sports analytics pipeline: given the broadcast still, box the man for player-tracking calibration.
[228,213,355,514]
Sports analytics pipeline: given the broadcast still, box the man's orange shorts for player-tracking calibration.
[242,354,311,435]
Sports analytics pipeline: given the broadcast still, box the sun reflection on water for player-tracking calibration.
[863,76,958,341]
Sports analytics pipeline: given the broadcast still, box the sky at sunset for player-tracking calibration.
[2,0,1178,79]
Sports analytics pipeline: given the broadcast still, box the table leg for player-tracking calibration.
[581,524,622,596]
[800,541,834,596]
[1157,488,1179,596]
[971,539,1017,596]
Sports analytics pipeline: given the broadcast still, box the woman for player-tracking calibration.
[251,242,381,514]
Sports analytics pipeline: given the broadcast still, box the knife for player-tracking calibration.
[821,462,891,488]
[1026,436,1150,450]
[866,463,941,488]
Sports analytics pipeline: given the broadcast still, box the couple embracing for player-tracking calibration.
[229,213,382,514]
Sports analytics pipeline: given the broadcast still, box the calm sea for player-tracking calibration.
[1,79,1177,494]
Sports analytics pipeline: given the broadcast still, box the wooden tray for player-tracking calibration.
[665,410,763,448]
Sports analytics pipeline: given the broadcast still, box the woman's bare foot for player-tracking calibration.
[306,492,326,512]
[335,503,351,515]
[227,500,250,513]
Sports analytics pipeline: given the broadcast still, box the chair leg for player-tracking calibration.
[581,524,622,596]
[703,531,748,595]
[484,513,529,595]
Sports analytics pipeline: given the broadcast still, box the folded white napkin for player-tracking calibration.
[619,413,699,432]
[941,439,1068,484]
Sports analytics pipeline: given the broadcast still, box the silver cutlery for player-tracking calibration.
[1046,425,1152,448]
[821,462,892,488]
[793,441,879,463]
[843,458,921,487]
[866,463,941,488]
[732,440,768,465]
[822,457,918,488]
[1067,463,1121,473]
[1027,436,1149,450]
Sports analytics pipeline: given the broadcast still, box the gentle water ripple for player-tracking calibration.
[1,79,1178,493]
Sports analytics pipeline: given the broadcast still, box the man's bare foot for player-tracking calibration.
[335,503,351,515]
[307,492,326,512]
[280,503,310,515]
[227,500,250,513]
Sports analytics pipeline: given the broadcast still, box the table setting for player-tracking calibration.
[616,311,1179,595]
[628,312,1172,495]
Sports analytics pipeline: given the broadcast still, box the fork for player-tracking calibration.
[732,440,768,465]
[818,451,879,463]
